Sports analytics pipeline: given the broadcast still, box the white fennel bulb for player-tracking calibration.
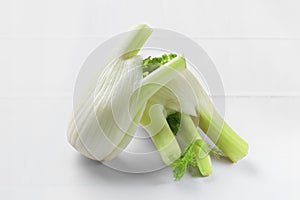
[67,24,187,161]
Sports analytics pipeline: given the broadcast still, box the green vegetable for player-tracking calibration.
[141,53,248,179]
[67,24,248,180]
[140,102,182,165]
[142,53,177,77]
[166,112,181,135]
[67,25,186,161]
[174,113,212,178]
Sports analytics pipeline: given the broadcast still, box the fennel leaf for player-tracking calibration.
[142,53,177,77]
[166,112,181,135]
[170,142,197,180]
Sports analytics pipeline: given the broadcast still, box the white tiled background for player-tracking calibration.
[1,1,300,200]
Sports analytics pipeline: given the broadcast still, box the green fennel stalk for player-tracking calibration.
[140,53,248,179]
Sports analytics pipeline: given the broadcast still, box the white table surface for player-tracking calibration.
[1,96,299,200]
[2,0,300,199]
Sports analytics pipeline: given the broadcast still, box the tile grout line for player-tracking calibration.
[2,35,300,40]
[0,94,300,99]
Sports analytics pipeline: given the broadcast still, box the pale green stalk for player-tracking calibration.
[199,110,248,163]
[177,114,212,176]
[105,56,187,160]
[120,24,153,59]
[69,24,188,161]
[182,70,248,162]
[149,69,248,163]
[140,102,181,165]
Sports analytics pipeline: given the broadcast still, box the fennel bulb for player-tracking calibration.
[67,24,248,181]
